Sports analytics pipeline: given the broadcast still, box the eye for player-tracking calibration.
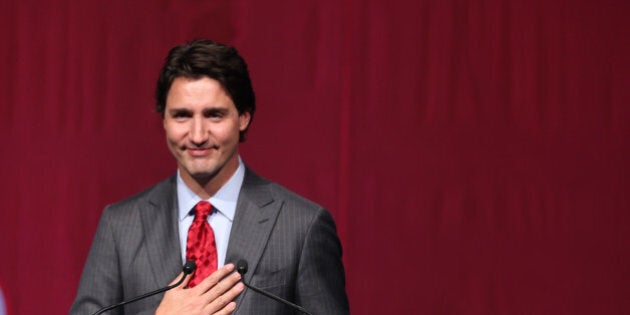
[169,109,192,120]
[205,109,226,119]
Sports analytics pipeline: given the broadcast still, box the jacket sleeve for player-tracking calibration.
[296,208,350,314]
[69,206,123,315]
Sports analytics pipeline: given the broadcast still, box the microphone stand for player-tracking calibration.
[91,261,196,315]
[236,260,312,315]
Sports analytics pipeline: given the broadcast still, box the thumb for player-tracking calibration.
[169,271,192,288]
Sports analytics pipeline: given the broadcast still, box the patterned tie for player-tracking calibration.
[186,201,218,287]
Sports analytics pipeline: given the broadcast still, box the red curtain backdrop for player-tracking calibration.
[1,0,629,314]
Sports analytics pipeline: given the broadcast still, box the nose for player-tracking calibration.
[190,117,209,146]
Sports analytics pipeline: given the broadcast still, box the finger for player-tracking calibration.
[202,271,242,306]
[168,272,184,286]
[167,271,193,290]
[205,282,244,314]
[194,264,236,293]
[212,301,237,315]
[180,271,192,288]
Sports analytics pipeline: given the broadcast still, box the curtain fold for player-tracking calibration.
[1,0,628,314]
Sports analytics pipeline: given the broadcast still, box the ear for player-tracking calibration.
[239,111,251,131]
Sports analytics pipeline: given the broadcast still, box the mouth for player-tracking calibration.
[186,146,216,157]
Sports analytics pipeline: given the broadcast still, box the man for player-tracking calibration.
[70,39,349,314]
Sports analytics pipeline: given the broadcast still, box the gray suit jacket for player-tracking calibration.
[70,168,349,314]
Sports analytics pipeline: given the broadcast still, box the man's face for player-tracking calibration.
[164,77,251,189]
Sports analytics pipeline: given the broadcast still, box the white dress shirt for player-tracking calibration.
[176,157,245,267]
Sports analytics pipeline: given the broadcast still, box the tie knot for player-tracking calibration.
[194,201,213,219]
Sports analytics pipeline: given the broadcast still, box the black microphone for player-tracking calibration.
[236,260,312,315]
[91,260,197,315]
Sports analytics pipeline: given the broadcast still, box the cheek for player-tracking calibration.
[213,125,240,141]
[165,131,177,144]
[165,135,180,152]
[164,124,186,140]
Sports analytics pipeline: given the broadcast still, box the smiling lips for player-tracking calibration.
[186,146,216,157]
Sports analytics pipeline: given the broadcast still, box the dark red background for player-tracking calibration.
[1,0,629,314]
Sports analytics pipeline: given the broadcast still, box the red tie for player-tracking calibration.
[186,201,218,287]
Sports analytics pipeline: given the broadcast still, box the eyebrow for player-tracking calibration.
[166,106,231,116]
[167,108,192,115]
[203,107,229,115]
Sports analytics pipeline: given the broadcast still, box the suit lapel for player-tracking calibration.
[139,175,183,288]
[135,170,279,302]
[226,168,281,285]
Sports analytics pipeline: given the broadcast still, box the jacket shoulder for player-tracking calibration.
[245,168,326,216]
[102,175,176,218]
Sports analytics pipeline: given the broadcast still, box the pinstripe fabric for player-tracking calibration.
[70,175,182,315]
[70,167,349,315]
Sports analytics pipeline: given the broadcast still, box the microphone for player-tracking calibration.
[236,260,312,315]
[91,260,197,315]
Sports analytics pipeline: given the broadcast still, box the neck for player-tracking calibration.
[180,158,240,199]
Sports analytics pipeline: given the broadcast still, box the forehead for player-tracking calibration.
[166,77,234,109]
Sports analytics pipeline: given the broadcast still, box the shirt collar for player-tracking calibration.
[177,157,245,222]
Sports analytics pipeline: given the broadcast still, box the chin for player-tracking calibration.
[185,161,219,175]
[190,169,219,179]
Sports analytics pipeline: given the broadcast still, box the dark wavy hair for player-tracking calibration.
[155,39,256,142]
